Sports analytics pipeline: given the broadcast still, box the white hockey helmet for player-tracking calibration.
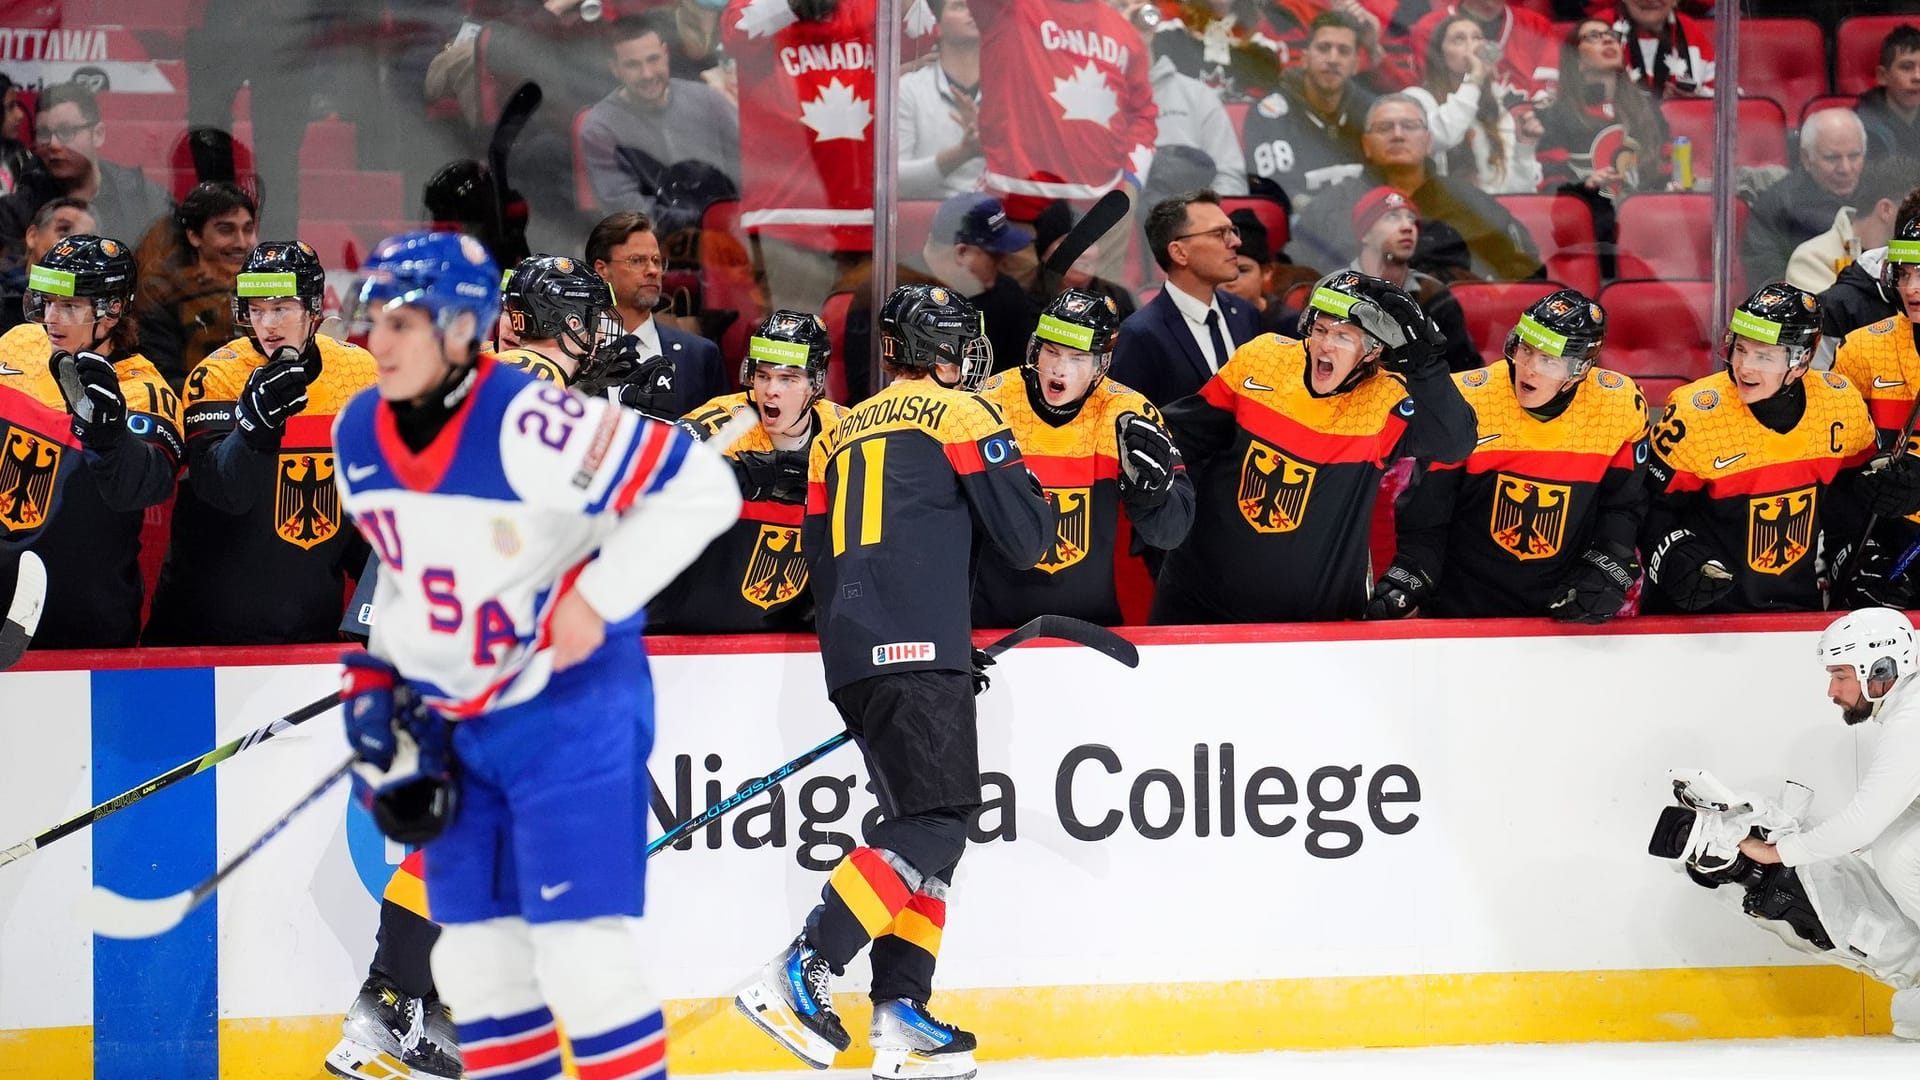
[1818,607,1919,711]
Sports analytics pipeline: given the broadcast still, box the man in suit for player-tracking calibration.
[586,209,729,415]
[1111,190,1263,407]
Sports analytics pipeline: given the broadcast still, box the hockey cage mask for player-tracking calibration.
[24,234,136,335]
[743,308,832,408]
[501,254,623,376]
[232,241,327,352]
[1023,287,1121,422]
[1504,288,1607,384]
[879,283,993,392]
[1723,282,1821,378]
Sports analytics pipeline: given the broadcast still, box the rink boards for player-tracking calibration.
[0,616,1898,1078]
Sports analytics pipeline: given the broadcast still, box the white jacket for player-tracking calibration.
[897,61,985,200]
[1404,81,1541,195]
[1149,54,1248,196]
[1785,205,1860,295]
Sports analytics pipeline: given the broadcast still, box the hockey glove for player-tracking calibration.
[591,336,677,416]
[342,652,404,769]
[235,347,316,451]
[1547,542,1640,624]
[1646,528,1736,611]
[731,448,809,504]
[342,652,455,846]
[1365,559,1434,620]
[1351,286,1446,376]
[1116,411,1178,508]
[1830,537,1916,610]
[970,647,994,696]
[50,350,127,450]
[1857,452,1920,518]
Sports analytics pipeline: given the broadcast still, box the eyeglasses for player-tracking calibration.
[1173,225,1240,244]
[608,253,665,270]
[34,121,95,146]
[1366,118,1428,135]
[1579,28,1622,43]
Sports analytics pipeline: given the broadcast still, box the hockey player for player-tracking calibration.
[1373,289,1650,621]
[1151,270,1475,624]
[1642,283,1882,614]
[650,309,846,634]
[335,231,740,1080]
[498,254,681,420]
[145,241,377,645]
[0,234,181,648]
[734,283,1055,1078]
[974,287,1194,627]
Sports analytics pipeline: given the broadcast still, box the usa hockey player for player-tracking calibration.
[1376,289,1650,621]
[734,283,1055,1078]
[334,231,740,1080]
[975,287,1194,627]
[1652,606,1920,1040]
[651,308,846,634]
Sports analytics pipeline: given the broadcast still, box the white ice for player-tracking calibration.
[719,1037,1914,1079]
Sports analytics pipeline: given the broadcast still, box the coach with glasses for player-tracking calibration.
[1111,190,1263,408]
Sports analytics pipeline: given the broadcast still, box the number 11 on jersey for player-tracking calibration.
[831,439,886,556]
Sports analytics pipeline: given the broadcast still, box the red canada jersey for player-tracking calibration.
[972,0,1159,201]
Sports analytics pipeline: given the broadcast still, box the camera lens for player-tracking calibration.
[1647,805,1697,859]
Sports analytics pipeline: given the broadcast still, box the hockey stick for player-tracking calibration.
[83,755,354,940]
[0,689,342,868]
[1846,386,1920,587]
[485,81,542,263]
[646,615,1137,857]
[1043,189,1131,278]
[0,550,44,671]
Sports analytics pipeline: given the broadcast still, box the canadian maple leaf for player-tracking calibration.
[800,78,872,142]
[1051,61,1120,128]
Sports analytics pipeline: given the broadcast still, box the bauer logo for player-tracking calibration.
[872,641,935,665]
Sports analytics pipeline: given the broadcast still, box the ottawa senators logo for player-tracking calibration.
[741,524,808,610]
[1237,441,1314,533]
[1747,487,1815,575]
[0,428,61,536]
[1490,474,1570,561]
[275,453,340,550]
[1035,487,1091,574]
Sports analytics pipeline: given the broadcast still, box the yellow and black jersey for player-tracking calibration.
[648,391,848,635]
[493,347,571,385]
[972,372,1194,628]
[805,377,1055,691]
[0,323,183,647]
[145,335,377,645]
[1152,334,1476,623]
[1834,314,1920,544]
[1642,370,1876,613]
[1397,364,1649,617]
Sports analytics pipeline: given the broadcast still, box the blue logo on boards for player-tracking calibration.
[346,797,412,900]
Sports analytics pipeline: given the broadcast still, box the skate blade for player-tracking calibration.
[734,982,840,1070]
[871,1047,979,1080]
[324,1038,413,1080]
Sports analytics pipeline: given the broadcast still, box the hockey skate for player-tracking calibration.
[869,997,978,1079]
[734,935,852,1069]
[323,977,463,1080]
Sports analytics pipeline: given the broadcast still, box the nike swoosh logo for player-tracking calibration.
[539,881,572,901]
[1875,376,1907,389]
[346,463,379,482]
[1713,454,1746,469]
[1475,434,1501,446]
[1242,376,1274,392]
[0,362,19,376]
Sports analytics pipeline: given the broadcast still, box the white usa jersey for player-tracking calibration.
[332,358,740,718]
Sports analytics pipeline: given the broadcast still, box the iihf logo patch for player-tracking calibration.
[873,642,936,666]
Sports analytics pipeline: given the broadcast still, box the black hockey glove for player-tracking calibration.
[50,349,127,450]
[234,346,317,452]
[1646,528,1736,611]
[1365,559,1434,620]
[1831,537,1917,610]
[593,338,677,416]
[1547,542,1640,624]
[1351,287,1446,376]
[1116,411,1177,508]
[731,449,809,504]
[970,647,994,696]
[1857,452,1920,518]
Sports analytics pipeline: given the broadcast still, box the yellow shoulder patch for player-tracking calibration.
[1869,317,1899,335]
[1689,388,1721,412]
[1460,368,1490,388]
[1823,371,1850,390]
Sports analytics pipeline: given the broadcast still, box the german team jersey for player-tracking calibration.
[0,324,182,647]
[144,335,377,645]
[1154,335,1432,623]
[1396,364,1649,618]
[0,383,83,555]
[805,377,1055,692]
[648,391,846,634]
[495,347,570,385]
[973,373,1192,628]
[1833,313,1920,550]
[1642,370,1876,613]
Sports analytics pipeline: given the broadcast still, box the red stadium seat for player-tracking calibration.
[300,170,404,222]
[1449,280,1564,364]
[1224,101,1250,140]
[1220,196,1289,253]
[1801,94,1860,127]
[1660,97,1789,178]
[1493,194,1600,296]
[571,108,597,212]
[1838,15,1920,96]
[1735,19,1828,124]
[1597,279,1718,384]
[895,200,942,259]
[1613,194,1748,289]
[820,291,853,404]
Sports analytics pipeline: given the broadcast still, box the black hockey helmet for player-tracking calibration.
[1882,215,1920,296]
[1022,287,1123,419]
[1504,288,1607,379]
[231,240,326,329]
[1297,269,1410,384]
[1724,281,1821,373]
[24,233,135,325]
[879,282,992,392]
[743,308,831,400]
[501,254,622,370]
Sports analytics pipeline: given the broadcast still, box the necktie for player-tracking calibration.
[1205,308,1230,373]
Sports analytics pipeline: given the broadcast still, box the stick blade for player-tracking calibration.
[1035,613,1140,668]
[0,550,46,669]
[1044,189,1130,276]
[83,885,196,940]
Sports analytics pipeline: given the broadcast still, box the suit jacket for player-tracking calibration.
[659,322,731,416]
[1110,286,1262,407]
